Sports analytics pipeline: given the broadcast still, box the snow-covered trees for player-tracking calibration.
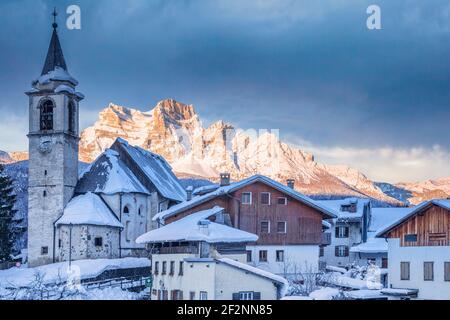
[0,164,17,262]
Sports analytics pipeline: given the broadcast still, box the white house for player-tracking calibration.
[317,198,371,268]
[376,199,450,300]
[137,206,288,300]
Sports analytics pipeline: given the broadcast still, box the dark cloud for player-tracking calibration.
[0,0,449,155]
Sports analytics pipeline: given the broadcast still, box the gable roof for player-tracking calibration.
[76,149,149,195]
[217,257,288,291]
[55,192,123,228]
[153,174,337,222]
[316,198,370,222]
[136,206,258,244]
[375,199,450,237]
[112,138,186,202]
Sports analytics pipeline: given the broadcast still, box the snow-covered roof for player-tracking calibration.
[316,198,370,222]
[153,174,337,221]
[76,149,149,195]
[0,258,149,288]
[376,199,450,237]
[34,67,78,86]
[351,207,412,253]
[217,257,288,293]
[55,84,84,99]
[137,206,258,244]
[55,192,123,228]
[113,138,186,202]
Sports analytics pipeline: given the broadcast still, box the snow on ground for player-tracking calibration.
[0,258,150,287]
[63,287,148,300]
[309,287,341,300]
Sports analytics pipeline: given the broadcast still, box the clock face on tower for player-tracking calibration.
[38,136,53,154]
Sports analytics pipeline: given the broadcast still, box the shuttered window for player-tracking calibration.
[335,226,349,238]
[400,262,410,280]
[232,292,261,300]
[445,262,450,282]
[276,250,284,262]
[424,262,434,281]
[246,250,252,262]
[259,250,268,262]
[335,245,349,257]
[277,221,287,233]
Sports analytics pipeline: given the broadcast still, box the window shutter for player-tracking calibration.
[335,227,339,238]
[344,227,349,238]
[344,246,349,257]
[335,246,339,257]
[253,292,261,300]
[445,262,450,282]
[232,293,240,300]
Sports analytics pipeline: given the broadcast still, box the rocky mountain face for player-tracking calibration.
[5,99,449,205]
[78,99,405,204]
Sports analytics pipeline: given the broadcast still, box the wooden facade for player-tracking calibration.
[385,204,450,247]
[166,181,324,246]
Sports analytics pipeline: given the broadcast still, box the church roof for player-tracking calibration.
[55,193,123,228]
[76,149,149,195]
[41,26,67,76]
[111,138,186,202]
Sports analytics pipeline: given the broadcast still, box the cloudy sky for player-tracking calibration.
[0,0,449,183]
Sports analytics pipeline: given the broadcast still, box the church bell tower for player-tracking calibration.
[26,10,83,267]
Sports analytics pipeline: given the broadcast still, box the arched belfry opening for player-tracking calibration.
[40,99,54,131]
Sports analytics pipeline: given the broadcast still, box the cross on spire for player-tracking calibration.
[52,7,58,29]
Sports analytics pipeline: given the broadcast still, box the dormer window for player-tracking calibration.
[341,202,357,213]
[40,99,54,131]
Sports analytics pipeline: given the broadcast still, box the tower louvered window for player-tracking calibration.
[40,100,54,131]
[68,101,76,134]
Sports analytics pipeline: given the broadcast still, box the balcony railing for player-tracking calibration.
[152,246,198,255]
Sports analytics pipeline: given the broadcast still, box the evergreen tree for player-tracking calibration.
[0,164,17,262]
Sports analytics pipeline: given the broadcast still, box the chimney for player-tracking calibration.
[198,220,211,236]
[186,186,193,201]
[287,179,295,189]
[220,173,231,187]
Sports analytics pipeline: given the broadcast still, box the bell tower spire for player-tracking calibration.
[26,8,84,267]
[41,7,68,75]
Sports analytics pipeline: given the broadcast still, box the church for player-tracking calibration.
[25,15,186,267]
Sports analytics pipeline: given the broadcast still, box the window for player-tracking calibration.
[162,290,168,300]
[123,206,130,214]
[94,237,103,247]
[424,262,434,281]
[44,170,47,176]
[189,292,196,300]
[382,258,388,269]
[199,291,208,300]
[170,261,175,276]
[43,190,47,197]
[277,197,287,205]
[260,221,270,234]
[241,192,252,205]
[154,261,159,275]
[246,250,252,262]
[404,234,417,243]
[162,261,167,275]
[260,192,271,205]
[400,262,410,280]
[276,250,284,262]
[68,100,76,134]
[335,226,349,238]
[41,246,48,255]
[125,221,131,242]
[277,221,287,233]
[179,261,184,276]
[171,290,183,300]
[239,292,254,300]
[40,99,54,131]
[445,262,450,282]
[335,245,349,257]
[259,250,268,262]
[319,246,324,257]
[58,239,62,248]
